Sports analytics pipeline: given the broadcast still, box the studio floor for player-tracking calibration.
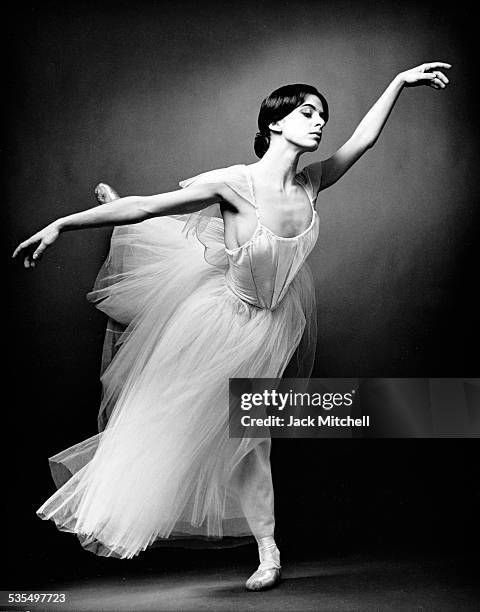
[16,552,478,612]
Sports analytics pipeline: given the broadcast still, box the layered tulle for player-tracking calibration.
[36,165,318,558]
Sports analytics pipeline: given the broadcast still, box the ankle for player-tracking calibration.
[258,535,276,549]
[257,537,280,569]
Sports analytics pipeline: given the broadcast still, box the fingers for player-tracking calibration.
[12,236,43,269]
[420,67,449,89]
[24,255,35,269]
[21,248,36,268]
[12,238,34,259]
[32,244,46,260]
[21,249,42,269]
[433,70,449,85]
[424,62,452,71]
[429,71,449,89]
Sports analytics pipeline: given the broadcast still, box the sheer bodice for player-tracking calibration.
[225,165,320,310]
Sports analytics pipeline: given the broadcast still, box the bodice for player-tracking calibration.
[224,165,319,310]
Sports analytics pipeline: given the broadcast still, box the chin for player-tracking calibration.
[304,142,320,152]
[292,138,320,153]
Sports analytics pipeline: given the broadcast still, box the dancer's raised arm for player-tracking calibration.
[12,181,228,268]
[309,61,452,192]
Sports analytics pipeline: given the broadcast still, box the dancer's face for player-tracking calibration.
[271,94,326,151]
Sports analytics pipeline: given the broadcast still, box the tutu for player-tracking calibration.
[37,163,321,558]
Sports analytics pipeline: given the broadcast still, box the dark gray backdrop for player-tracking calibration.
[5,0,479,584]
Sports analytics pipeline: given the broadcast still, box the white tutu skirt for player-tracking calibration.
[36,214,317,558]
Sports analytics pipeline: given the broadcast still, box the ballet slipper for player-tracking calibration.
[245,541,281,591]
[95,183,120,204]
[245,560,282,591]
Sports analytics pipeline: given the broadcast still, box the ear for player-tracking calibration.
[268,119,283,134]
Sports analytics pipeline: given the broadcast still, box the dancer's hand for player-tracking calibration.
[398,62,452,89]
[12,221,61,268]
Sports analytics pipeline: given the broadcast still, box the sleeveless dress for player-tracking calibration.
[36,163,321,559]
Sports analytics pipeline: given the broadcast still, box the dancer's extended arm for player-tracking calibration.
[309,61,451,192]
[12,182,228,268]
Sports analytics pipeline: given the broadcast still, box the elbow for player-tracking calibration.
[353,130,376,151]
[359,135,375,150]
[128,196,154,221]
[137,197,160,220]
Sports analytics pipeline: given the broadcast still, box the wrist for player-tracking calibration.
[393,73,406,88]
[53,218,67,232]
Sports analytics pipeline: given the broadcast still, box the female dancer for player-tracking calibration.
[13,61,450,591]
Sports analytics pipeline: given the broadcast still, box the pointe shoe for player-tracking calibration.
[245,563,282,591]
[95,183,120,204]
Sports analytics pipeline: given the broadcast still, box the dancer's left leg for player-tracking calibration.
[230,440,281,590]
[96,185,281,588]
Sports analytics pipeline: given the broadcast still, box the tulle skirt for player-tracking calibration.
[36,215,317,558]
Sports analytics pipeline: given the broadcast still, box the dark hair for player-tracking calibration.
[254,84,329,158]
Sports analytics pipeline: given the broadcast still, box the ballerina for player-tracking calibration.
[13,61,450,591]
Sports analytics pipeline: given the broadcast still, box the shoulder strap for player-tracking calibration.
[242,165,261,221]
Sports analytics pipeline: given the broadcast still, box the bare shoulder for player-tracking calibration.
[218,164,255,214]
[181,163,252,213]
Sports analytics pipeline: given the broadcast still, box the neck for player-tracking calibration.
[249,140,303,191]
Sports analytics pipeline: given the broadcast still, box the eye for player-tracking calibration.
[301,111,312,118]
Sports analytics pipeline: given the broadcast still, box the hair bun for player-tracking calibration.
[254,130,270,159]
